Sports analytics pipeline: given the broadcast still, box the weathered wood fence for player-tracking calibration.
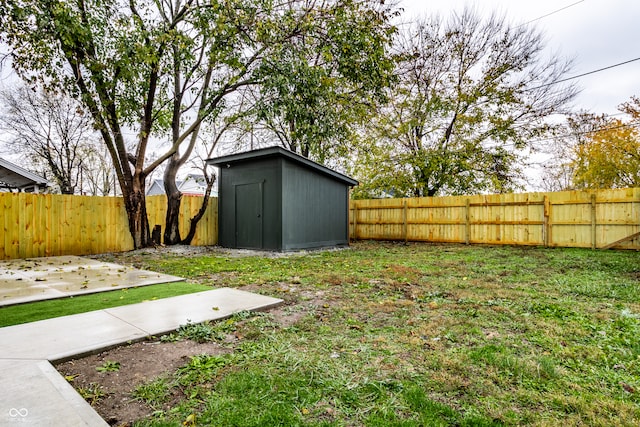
[0,194,217,260]
[350,188,640,250]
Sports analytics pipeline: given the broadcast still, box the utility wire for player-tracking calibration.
[483,120,640,149]
[518,0,586,27]
[538,120,640,144]
[528,56,640,90]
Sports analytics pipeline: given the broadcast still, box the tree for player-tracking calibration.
[81,144,117,195]
[1,0,397,248]
[352,9,577,198]
[160,0,396,244]
[538,112,607,192]
[0,86,107,194]
[249,0,397,163]
[571,97,640,188]
[178,120,234,245]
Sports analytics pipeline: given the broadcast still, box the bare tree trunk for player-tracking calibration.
[163,153,183,245]
[123,182,151,249]
[181,176,216,245]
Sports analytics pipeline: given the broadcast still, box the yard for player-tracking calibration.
[58,242,640,426]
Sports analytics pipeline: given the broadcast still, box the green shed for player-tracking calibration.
[207,147,357,251]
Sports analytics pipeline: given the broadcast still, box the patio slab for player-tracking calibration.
[105,288,283,337]
[0,359,109,426]
[0,255,183,307]
[0,309,149,362]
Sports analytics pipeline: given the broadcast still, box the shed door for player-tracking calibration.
[235,182,263,249]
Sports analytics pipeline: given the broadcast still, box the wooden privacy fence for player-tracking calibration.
[3,188,638,260]
[350,188,640,250]
[0,194,217,260]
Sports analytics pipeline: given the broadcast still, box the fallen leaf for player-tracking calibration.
[183,413,196,426]
[620,382,636,394]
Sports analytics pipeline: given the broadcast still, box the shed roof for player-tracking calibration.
[0,157,49,191]
[207,146,358,186]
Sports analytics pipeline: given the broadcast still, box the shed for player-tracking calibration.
[207,147,357,251]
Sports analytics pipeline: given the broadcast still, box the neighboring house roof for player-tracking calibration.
[0,157,49,193]
[207,146,358,186]
[179,174,208,196]
[146,175,214,196]
[146,179,173,196]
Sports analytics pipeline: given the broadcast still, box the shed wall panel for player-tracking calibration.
[281,160,349,250]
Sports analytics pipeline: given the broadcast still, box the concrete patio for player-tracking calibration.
[0,255,183,307]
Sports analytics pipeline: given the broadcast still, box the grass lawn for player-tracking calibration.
[9,242,638,425]
[0,282,211,327]
[98,241,640,427]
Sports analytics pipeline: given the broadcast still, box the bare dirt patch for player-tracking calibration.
[56,339,228,426]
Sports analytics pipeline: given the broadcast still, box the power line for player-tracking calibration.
[484,120,640,149]
[549,120,640,141]
[518,0,586,27]
[528,56,640,90]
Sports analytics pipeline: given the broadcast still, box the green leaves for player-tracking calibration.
[96,360,121,372]
[253,0,397,162]
[571,98,640,189]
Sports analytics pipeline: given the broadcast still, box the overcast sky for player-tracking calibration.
[3,0,637,115]
[399,0,640,115]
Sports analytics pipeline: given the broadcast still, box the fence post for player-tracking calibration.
[465,199,470,245]
[543,195,550,247]
[591,194,597,249]
[353,203,358,240]
[403,200,408,244]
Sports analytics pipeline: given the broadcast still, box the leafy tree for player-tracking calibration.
[1,0,396,247]
[249,0,397,163]
[0,86,109,195]
[538,112,607,192]
[352,9,577,198]
[571,98,640,188]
